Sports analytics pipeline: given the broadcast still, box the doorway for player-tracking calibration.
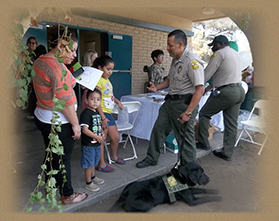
[78,30,104,65]
[24,24,133,102]
[79,29,133,99]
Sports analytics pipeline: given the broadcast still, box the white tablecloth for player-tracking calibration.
[121,93,163,140]
[121,93,224,141]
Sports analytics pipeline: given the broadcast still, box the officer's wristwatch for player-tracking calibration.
[185,111,192,116]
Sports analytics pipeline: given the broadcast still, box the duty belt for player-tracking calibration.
[165,93,193,105]
[216,82,241,90]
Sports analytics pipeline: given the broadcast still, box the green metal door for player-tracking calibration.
[107,33,132,99]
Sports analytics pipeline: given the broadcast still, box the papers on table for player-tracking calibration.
[75,67,103,91]
[147,94,165,102]
[147,94,165,99]
[157,90,168,95]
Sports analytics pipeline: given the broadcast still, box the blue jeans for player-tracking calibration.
[81,145,101,169]
[104,113,116,126]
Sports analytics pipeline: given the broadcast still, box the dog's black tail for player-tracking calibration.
[108,198,125,212]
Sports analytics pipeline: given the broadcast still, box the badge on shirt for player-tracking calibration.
[178,65,182,73]
[191,60,200,70]
[211,52,217,59]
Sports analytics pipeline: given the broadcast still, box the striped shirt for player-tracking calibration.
[33,56,77,111]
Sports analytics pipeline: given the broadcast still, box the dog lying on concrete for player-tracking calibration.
[109,162,221,212]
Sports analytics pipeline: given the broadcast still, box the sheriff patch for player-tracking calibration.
[191,60,200,70]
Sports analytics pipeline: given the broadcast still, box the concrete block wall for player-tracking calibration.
[37,11,192,95]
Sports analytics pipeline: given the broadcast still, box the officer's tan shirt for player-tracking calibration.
[205,46,242,88]
[168,48,204,95]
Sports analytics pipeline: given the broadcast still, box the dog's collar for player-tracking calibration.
[162,174,189,203]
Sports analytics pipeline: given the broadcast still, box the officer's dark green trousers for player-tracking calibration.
[144,98,199,165]
[198,84,245,157]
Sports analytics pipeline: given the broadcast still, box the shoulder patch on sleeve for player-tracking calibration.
[211,52,217,59]
[191,60,200,70]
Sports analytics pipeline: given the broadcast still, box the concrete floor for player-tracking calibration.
[76,139,263,213]
[13,111,262,213]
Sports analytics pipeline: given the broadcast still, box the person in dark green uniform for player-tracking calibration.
[196,35,245,161]
[136,29,205,168]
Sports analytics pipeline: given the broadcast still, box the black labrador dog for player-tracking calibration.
[109,162,221,212]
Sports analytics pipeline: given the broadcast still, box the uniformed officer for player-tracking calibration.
[136,29,205,168]
[196,35,245,161]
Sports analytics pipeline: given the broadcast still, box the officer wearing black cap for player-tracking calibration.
[196,35,245,161]
[136,29,205,168]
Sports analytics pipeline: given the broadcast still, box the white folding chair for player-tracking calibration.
[235,99,270,155]
[104,101,141,164]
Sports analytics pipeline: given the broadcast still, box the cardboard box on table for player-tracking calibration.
[194,121,218,141]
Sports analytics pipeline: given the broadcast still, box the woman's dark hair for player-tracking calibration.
[92,55,114,68]
[34,44,47,60]
[26,36,38,46]
[48,24,77,49]
[86,88,102,99]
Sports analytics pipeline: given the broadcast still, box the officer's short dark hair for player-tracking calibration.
[168,29,187,47]
[151,49,164,62]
